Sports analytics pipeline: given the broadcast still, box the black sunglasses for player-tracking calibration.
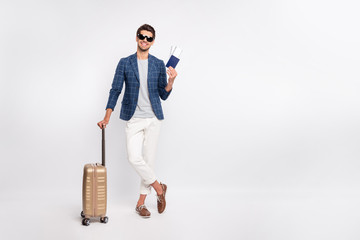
[137,33,154,42]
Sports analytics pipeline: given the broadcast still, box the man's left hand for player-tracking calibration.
[167,66,177,84]
[165,66,177,92]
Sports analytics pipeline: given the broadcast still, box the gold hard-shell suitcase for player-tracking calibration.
[81,127,108,226]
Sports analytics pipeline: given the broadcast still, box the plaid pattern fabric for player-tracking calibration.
[105,52,172,121]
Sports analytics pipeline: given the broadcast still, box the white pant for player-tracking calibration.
[125,117,162,195]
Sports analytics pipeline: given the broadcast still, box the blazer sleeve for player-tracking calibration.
[105,58,125,111]
[158,60,172,100]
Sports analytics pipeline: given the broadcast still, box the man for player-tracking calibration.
[97,24,177,218]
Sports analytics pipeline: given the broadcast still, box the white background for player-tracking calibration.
[1,0,360,239]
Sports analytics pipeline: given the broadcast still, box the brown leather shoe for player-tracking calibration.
[157,183,167,214]
[135,205,151,218]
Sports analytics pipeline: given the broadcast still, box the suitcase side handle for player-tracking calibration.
[102,126,105,167]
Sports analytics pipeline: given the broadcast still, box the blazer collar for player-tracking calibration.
[129,52,155,83]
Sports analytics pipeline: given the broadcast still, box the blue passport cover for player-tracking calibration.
[166,55,180,68]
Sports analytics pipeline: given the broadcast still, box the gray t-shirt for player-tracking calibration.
[132,58,156,118]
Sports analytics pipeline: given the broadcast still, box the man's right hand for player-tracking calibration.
[98,109,113,129]
[97,119,109,129]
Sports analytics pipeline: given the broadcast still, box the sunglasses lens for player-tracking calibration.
[138,34,154,42]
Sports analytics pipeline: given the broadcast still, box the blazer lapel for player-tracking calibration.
[129,52,140,83]
[148,54,156,82]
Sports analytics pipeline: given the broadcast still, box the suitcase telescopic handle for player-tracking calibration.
[102,125,105,167]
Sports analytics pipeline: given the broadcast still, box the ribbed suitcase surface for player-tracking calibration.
[82,163,107,218]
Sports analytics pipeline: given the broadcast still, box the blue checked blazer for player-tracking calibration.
[105,52,172,121]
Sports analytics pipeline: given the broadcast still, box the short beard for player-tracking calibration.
[138,43,150,52]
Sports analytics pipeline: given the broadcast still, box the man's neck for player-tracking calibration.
[137,49,149,60]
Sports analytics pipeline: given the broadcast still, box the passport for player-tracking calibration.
[166,55,180,68]
[166,46,182,68]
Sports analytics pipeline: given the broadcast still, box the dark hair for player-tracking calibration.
[136,24,156,39]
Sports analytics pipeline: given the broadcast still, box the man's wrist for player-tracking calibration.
[165,83,173,92]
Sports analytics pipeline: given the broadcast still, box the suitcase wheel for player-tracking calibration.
[82,218,90,226]
[80,211,85,218]
[100,216,108,224]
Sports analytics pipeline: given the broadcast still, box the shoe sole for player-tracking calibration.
[135,210,151,218]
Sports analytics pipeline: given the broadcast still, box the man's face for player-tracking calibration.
[136,30,154,52]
